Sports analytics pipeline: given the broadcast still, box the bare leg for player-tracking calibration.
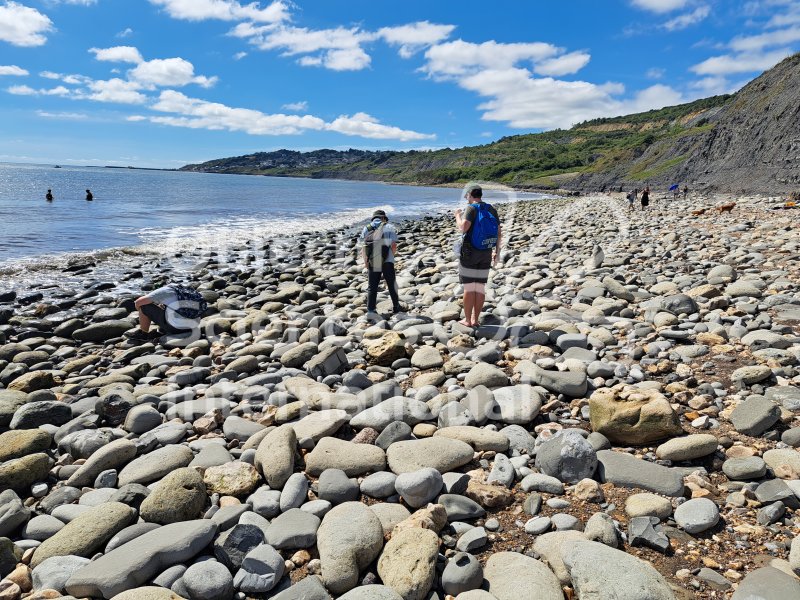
[462,290,475,326]
[472,285,486,325]
[137,308,151,333]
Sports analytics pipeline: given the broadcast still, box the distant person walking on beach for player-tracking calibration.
[640,186,650,210]
[626,190,635,212]
[454,185,501,327]
[129,283,207,342]
[683,185,689,200]
[45,189,53,202]
[85,189,93,201]
[361,209,402,316]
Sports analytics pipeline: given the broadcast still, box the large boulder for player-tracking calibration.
[72,320,133,342]
[589,384,682,445]
[65,520,217,598]
[483,551,563,600]
[317,502,384,595]
[562,540,675,600]
[377,528,439,600]
[139,468,207,524]
[535,429,597,483]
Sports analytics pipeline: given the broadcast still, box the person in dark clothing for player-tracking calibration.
[360,209,402,315]
[85,189,93,201]
[45,189,53,202]
[640,186,650,210]
[454,185,501,327]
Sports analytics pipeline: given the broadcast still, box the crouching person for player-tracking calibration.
[129,283,207,343]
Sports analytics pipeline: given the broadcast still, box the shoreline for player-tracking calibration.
[0,192,798,599]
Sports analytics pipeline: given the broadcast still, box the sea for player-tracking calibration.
[0,162,548,291]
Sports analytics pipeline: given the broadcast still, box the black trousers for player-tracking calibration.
[367,262,400,312]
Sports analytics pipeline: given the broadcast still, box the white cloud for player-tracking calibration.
[282,100,308,111]
[423,40,560,79]
[689,75,748,95]
[137,89,434,141]
[7,84,71,96]
[663,5,711,31]
[129,57,218,88]
[326,112,435,141]
[36,110,88,119]
[534,51,591,76]
[377,21,456,58]
[87,78,148,104]
[61,0,97,5]
[646,67,666,79]
[40,71,91,84]
[116,27,134,38]
[729,25,800,51]
[90,46,144,64]
[149,0,289,23]
[233,18,456,70]
[0,2,54,47]
[630,0,690,13]
[691,47,793,74]
[0,65,28,76]
[233,51,247,60]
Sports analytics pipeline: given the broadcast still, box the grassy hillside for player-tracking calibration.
[181,95,731,190]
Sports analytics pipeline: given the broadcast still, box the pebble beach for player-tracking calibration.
[1,192,800,600]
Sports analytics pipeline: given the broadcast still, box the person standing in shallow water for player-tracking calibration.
[85,189,93,201]
[454,185,501,328]
[45,189,53,202]
[360,209,402,316]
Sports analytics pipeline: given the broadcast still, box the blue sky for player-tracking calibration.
[0,0,798,168]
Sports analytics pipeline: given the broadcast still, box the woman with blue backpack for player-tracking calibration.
[454,185,501,328]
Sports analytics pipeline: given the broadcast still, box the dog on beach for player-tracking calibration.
[691,208,707,216]
[717,203,736,213]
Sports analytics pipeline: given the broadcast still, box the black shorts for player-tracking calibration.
[459,244,492,284]
[141,303,187,335]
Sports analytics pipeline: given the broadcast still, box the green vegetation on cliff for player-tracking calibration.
[180,95,730,189]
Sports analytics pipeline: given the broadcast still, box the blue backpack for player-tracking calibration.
[168,284,207,320]
[468,203,499,250]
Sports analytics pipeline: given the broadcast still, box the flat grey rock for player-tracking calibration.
[731,566,800,600]
[65,520,217,598]
[596,450,684,497]
[562,540,675,600]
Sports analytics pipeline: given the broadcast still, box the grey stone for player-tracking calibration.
[730,396,780,436]
[596,450,685,497]
[731,566,800,600]
[117,445,194,486]
[350,398,432,431]
[483,551,563,600]
[318,469,360,504]
[395,468,443,508]
[584,512,619,547]
[376,527,438,600]
[183,560,234,600]
[722,457,767,480]
[317,502,384,595]
[438,494,485,521]
[255,424,296,489]
[64,520,218,599]
[360,471,397,498]
[10,401,72,429]
[270,575,331,600]
[32,555,91,593]
[265,509,320,550]
[561,540,675,600]
[674,498,719,534]
[22,514,65,541]
[489,385,541,425]
[387,437,474,474]
[487,453,515,488]
[441,552,483,596]
[139,468,206,525]
[375,421,412,450]
[628,516,669,552]
[456,526,487,552]
[338,585,403,600]
[520,473,564,495]
[233,543,284,594]
[464,363,509,389]
[535,429,597,484]
[0,490,30,536]
[655,434,718,461]
[280,473,309,512]
[67,438,138,488]
[517,362,588,397]
[214,524,265,570]
[305,437,386,477]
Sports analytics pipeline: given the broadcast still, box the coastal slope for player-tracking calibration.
[181,53,800,194]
